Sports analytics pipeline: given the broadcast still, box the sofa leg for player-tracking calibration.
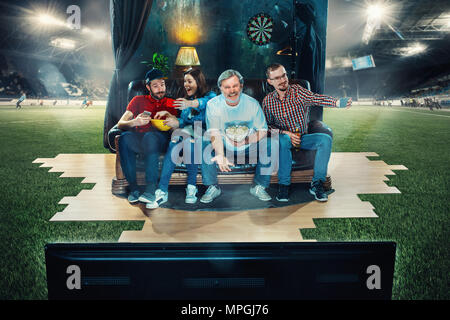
[114,136,125,180]
[112,177,128,195]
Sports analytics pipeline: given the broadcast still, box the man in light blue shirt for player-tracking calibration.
[201,69,277,203]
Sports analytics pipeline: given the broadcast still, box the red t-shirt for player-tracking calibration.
[126,95,178,132]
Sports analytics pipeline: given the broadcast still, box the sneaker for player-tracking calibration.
[276,184,290,202]
[309,180,328,202]
[146,189,168,209]
[250,184,272,201]
[127,190,140,204]
[200,185,221,204]
[138,192,155,203]
[185,184,198,204]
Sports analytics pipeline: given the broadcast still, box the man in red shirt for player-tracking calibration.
[117,68,178,204]
[263,63,352,202]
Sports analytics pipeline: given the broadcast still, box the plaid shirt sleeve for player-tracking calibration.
[294,85,338,108]
[262,95,282,135]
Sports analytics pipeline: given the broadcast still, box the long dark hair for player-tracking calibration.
[182,67,209,99]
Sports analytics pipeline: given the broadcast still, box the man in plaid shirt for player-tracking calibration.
[262,63,352,202]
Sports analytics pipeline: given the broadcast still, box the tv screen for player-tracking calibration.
[45,242,396,300]
[352,55,376,71]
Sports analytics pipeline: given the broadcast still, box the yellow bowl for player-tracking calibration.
[151,119,171,131]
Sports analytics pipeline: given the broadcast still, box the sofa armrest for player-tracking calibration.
[307,120,333,138]
[107,124,124,153]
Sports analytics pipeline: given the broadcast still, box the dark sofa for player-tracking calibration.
[108,78,332,195]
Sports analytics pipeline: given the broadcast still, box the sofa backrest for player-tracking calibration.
[127,78,311,107]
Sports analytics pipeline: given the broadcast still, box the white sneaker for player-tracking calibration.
[250,184,272,201]
[146,189,168,209]
[185,184,198,204]
[200,185,221,204]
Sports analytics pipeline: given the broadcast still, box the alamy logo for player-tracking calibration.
[66,5,81,30]
[366,265,381,290]
[66,265,81,290]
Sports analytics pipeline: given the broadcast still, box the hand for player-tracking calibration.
[154,110,172,119]
[163,116,179,128]
[134,113,151,126]
[173,98,192,110]
[283,131,301,147]
[211,154,234,172]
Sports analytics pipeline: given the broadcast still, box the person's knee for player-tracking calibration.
[318,133,332,148]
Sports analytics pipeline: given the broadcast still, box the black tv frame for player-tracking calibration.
[45,242,396,300]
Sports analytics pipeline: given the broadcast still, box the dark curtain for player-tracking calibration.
[295,1,325,121]
[296,2,324,93]
[103,0,153,150]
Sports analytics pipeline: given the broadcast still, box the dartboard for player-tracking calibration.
[247,13,273,46]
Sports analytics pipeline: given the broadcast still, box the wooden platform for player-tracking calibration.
[33,152,407,243]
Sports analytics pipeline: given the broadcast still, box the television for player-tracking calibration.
[45,242,396,300]
[352,55,376,71]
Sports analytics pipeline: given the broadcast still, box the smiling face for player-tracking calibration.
[267,66,289,92]
[184,74,198,97]
[220,75,243,106]
[147,79,166,100]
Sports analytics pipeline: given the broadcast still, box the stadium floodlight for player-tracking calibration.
[36,13,66,27]
[362,2,391,44]
[50,38,76,50]
[403,43,426,56]
[367,4,386,21]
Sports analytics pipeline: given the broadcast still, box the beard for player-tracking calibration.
[278,82,288,91]
[151,91,165,100]
[223,92,242,105]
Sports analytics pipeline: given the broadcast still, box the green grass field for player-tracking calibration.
[0,104,448,299]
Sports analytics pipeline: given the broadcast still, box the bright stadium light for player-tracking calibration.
[367,4,386,21]
[36,13,66,27]
[50,38,76,50]
[362,2,393,44]
[403,43,427,56]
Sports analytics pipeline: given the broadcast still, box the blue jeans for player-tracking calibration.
[158,137,211,192]
[201,137,276,188]
[277,132,332,185]
[118,129,170,193]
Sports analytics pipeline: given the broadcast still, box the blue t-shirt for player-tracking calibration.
[206,93,267,152]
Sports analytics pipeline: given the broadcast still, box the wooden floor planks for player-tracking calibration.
[33,152,407,242]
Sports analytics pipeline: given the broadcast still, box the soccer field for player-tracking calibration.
[0,104,448,299]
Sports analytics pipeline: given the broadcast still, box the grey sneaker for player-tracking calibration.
[200,185,221,204]
[185,184,198,204]
[146,189,168,209]
[138,192,155,203]
[127,190,140,204]
[250,184,272,201]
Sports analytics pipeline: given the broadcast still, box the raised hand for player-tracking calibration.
[134,113,151,126]
[163,116,179,128]
[173,98,191,110]
[154,110,172,119]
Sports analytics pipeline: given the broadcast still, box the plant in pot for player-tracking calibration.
[141,53,170,77]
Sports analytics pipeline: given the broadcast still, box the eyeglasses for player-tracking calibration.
[269,73,287,82]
